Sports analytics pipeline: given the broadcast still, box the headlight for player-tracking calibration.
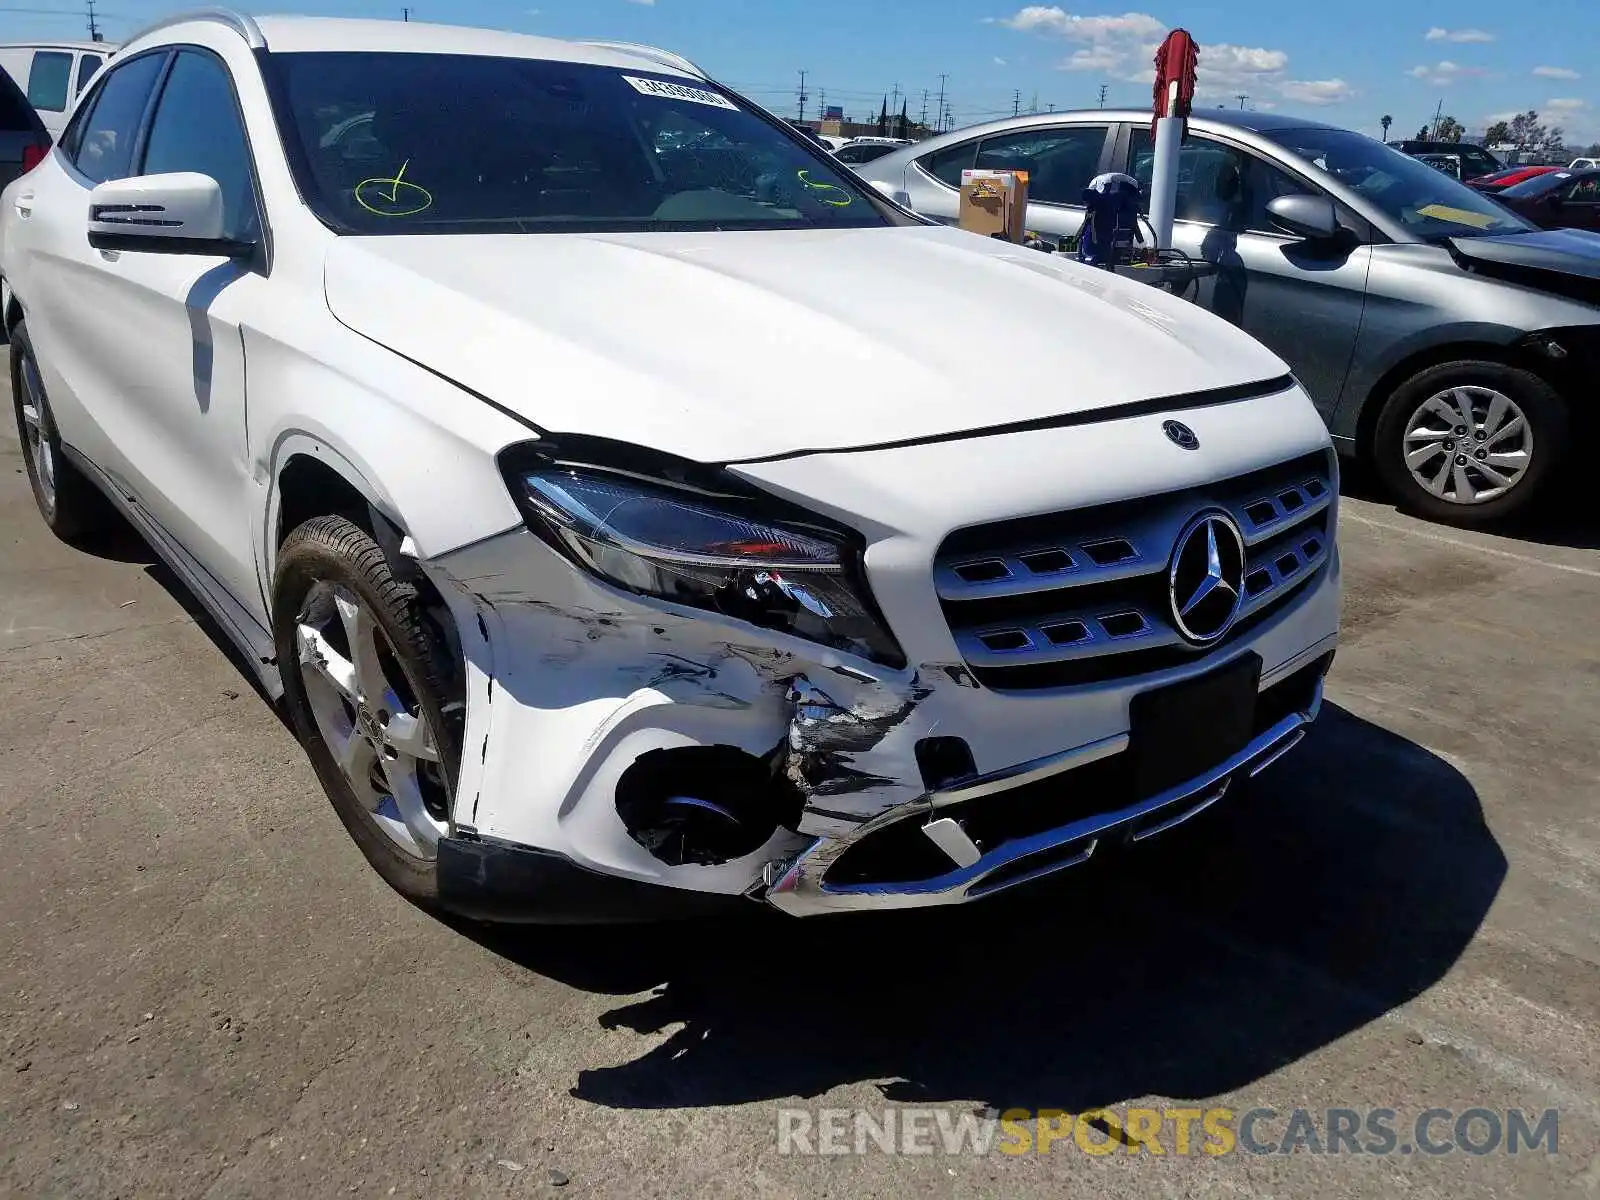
[516,467,904,666]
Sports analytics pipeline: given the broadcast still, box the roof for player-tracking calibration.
[923,105,1338,148]
[122,13,703,77]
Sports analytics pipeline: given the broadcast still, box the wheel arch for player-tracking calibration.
[1349,336,1566,460]
[264,433,412,592]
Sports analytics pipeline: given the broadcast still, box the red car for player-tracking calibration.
[1493,169,1600,231]
[1469,164,1562,194]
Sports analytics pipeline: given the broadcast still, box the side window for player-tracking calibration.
[1567,177,1600,204]
[75,53,103,96]
[1129,131,1312,234]
[972,125,1109,205]
[73,52,166,184]
[139,50,260,240]
[918,140,978,188]
[26,50,73,113]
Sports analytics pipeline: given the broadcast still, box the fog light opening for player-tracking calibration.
[615,746,800,867]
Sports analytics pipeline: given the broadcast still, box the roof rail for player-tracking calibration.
[121,7,267,51]
[576,40,705,79]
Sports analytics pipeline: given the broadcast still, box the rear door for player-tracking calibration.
[1119,126,1371,416]
[903,121,1113,238]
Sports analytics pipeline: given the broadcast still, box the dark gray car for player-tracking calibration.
[858,110,1600,526]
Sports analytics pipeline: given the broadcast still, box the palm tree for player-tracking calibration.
[1380,114,1392,141]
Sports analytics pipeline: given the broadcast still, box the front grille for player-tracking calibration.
[937,451,1333,691]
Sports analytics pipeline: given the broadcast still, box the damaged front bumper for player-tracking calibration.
[764,640,1332,916]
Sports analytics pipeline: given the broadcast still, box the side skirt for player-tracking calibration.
[61,444,284,700]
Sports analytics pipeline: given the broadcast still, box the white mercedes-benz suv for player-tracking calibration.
[1,14,1340,919]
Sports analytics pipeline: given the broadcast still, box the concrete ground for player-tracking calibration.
[2,370,1598,1199]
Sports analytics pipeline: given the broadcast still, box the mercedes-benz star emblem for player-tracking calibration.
[1163,420,1200,450]
[1169,511,1246,645]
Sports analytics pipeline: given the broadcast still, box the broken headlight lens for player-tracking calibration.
[520,469,904,666]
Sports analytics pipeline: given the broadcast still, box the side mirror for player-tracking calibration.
[1267,194,1341,241]
[87,173,255,257]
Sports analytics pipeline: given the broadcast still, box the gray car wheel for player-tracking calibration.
[1373,359,1567,527]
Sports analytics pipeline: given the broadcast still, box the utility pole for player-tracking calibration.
[1235,93,1249,110]
[402,6,410,19]
[1430,98,1444,139]
[86,0,102,40]
[1047,102,1056,113]
[1098,83,1108,108]
[935,74,948,132]
[890,82,901,114]
[1012,89,1021,116]
[817,88,825,122]
[919,89,929,130]
[796,69,808,122]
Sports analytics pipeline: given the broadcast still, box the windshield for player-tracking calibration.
[1500,170,1573,199]
[267,52,888,234]
[1266,127,1534,240]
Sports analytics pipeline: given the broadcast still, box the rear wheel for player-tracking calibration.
[1373,360,1567,526]
[273,515,463,905]
[10,320,109,539]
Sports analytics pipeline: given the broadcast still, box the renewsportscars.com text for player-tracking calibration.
[776,1106,1560,1158]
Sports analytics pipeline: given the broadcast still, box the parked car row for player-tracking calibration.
[858,110,1598,525]
[0,41,110,136]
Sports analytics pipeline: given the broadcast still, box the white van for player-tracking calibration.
[0,41,112,137]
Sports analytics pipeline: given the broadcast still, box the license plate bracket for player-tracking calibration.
[1128,652,1262,798]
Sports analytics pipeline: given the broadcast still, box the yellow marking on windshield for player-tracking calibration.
[355,161,434,217]
[796,169,853,207]
[1416,204,1499,229]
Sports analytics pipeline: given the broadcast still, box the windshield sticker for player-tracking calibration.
[1414,203,1499,229]
[623,75,739,111]
[796,169,853,207]
[355,160,434,217]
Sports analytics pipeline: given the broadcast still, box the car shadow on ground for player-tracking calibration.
[1338,457,1600,551]
[469,702,1505,1114]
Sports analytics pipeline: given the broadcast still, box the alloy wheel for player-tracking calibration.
[17,350,56,513]
[294,581,450,860]
[1402,386,1532,506]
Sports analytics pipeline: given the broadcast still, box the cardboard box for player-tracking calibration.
[958,169,1030,242]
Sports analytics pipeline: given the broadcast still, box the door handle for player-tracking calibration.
[14,191,33,218]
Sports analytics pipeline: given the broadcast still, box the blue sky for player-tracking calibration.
[13,0,1597,145]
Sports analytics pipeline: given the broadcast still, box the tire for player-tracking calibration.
[9,320,109,540]
[1372,359,1567,527]
[273,515,464,907]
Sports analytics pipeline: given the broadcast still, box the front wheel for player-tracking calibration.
[1372,360,1567,527]
[273,515,464,906]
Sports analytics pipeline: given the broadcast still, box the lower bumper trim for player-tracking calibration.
[436,836,745,924]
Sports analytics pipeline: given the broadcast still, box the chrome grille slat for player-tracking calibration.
[936,452,1334,688]
[957,605,1182,668]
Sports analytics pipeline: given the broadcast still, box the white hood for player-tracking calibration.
[322,223,1290,463]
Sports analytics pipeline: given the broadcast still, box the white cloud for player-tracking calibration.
[1407,60,1487,86]
[1547,98,1588,112]
[625,0,655,5]
[1426,26,1495,43]
[998,6,1163,39]
[993,56,1008,66]
[1063,46,1123,71]
[995,9,1343,109]
[1279,78,1357,106]
[1532,66,1581,80]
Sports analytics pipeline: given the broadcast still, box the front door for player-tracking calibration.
[1123,129,1371,416]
